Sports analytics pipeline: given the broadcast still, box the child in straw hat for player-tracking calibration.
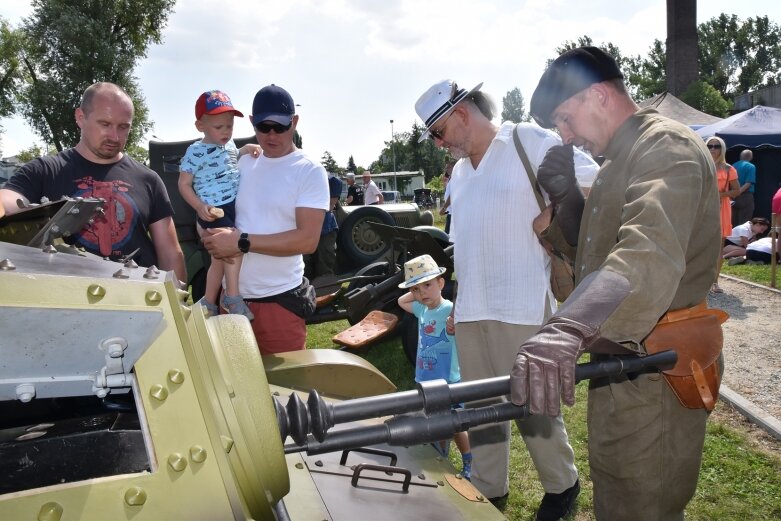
[398,254,472,480]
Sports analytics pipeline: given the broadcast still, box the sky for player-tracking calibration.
[2,0,781,169]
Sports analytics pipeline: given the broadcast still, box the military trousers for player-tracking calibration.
[588,370,709,521]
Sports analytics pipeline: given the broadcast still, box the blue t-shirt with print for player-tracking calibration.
[180,139,241,205]
[412,299,461,384]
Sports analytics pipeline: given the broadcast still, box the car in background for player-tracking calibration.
[381,190,401,203]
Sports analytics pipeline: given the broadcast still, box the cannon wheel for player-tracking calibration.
[338,206,395,266]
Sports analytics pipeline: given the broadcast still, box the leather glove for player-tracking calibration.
[510,270,630,416]
[538,144,577,204]
[537,144,584,246]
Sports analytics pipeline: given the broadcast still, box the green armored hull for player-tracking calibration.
[0,236,503,520]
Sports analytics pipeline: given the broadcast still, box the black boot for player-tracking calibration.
[535,479,580,521]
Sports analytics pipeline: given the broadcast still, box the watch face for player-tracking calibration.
[238,233,250,253]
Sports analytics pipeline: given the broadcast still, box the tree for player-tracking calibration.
[370,122,448,182]
[680,81,731,118]
[346,155,357,173]
[624,39,667,101]
[15,144,45,162]
[698,15,781,100]
[125,143,149,165]
[320,151,341,174]
[501,87,530,123]
[13,0,175,152]
[0,18,23,124]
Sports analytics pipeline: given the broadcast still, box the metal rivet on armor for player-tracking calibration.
[315,460,323,467]
[455,473,462,480]
[37,502,63,521]
[295,463,304,469]
[168,453,188,472]
[124,258,139,269]
[149,384,168,402]
[191,445,209,462]
[143,266,160,279]
[437,480,445,486]
[220,435,234,454]
[101,337,127,358]
[0,259,16,270]
[124,487,147,506]
[418,473,426,480]
[87,284,106,298]
[145,291,163,305]
[168,369,185,385]
[113,268,130,279]
[42,244,57,254]
[16,383,36,403]
[476,495,484,501]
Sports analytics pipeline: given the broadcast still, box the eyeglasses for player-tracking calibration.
[429,111,456,141]
[255,121,292,134]
[706,143,722,150]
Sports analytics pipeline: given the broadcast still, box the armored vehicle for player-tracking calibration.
[0,198,674,520]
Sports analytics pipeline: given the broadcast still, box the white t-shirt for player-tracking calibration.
[364,180,382,205]
[235,149,329,298]
[449,122,599,325]
[726,221,753,245]
[746,237,775,255]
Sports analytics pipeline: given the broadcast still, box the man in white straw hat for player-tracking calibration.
[414,79,598,520]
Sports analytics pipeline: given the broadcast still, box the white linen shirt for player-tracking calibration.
[235,149,329,298]
[449,122,598,325]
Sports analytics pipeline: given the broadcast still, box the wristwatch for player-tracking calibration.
[238,232,250,254]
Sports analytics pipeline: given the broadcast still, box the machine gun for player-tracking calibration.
[276,351,678,455]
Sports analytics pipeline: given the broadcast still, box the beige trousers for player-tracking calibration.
[455,319,579,498]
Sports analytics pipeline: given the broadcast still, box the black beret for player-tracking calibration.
[530,46,623,128]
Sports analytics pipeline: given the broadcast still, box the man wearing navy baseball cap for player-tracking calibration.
[203,84,329,354]
[511,46,721,520]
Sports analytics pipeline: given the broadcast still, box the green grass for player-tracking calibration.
[722,262,780,287]
[305,263,781,519]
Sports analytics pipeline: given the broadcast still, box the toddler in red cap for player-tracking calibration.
[178,90,260,320]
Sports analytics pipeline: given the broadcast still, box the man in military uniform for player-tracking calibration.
[510,47,721,520]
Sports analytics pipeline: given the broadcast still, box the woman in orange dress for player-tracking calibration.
[706,136,741,293]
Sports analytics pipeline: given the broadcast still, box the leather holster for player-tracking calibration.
[643,302,729,411]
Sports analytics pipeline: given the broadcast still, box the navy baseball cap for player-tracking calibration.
[251,84,295,125]
[530,46,623,129]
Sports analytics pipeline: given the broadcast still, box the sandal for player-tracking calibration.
[196,297,220,316]
[221,294,255,321]
[711,283,724,294]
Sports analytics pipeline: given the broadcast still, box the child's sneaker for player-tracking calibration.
[221,294,254,321]
[196,297,220,316]
[461,452,472,481]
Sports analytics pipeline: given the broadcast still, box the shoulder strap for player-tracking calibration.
[512,124,546,212]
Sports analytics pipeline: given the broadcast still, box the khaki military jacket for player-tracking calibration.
[570,108,720,348]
